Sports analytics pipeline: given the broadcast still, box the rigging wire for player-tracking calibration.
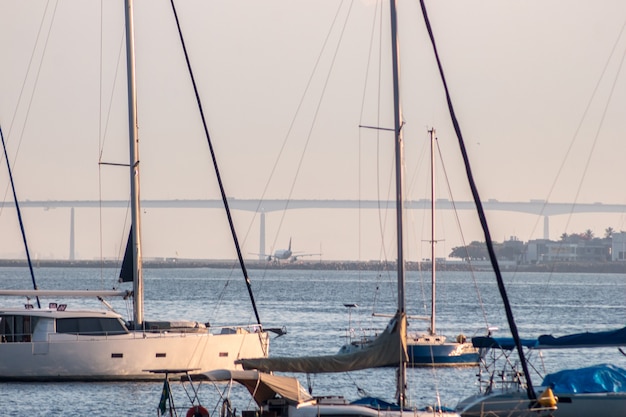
[356,0,383,317]
[545,21,626,246]
[0,126,39,308]
[507,18,626,320]
[405,130,430,319]
[226,1,350,272]
[1,1,58,216]
[362,2,397,305]
[168,0,262,326]
[263,1,357,260]
[0,1,57,309]
[354,0,398,330]
[434,136,490,330]
[97,1,129,291]
[371,0,400,310]
[6,1,131,299]
[419,0,538,403]
[535,19,626,230]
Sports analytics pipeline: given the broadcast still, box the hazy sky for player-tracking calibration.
[1,1,626,262]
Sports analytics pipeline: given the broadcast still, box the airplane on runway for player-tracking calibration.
[259,238,321,262]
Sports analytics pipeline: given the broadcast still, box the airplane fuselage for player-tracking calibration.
[272,249,292,260]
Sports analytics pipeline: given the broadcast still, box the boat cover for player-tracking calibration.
[238,312,407,373]
[471,336,538,350]
[350,397,402,410]
[537,327,626,348]
[197,369,313,404]
[541,364,626,394]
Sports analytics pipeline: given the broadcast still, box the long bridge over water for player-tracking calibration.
[6,199,626,260]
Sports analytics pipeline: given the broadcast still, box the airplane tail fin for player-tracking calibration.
[288,238,292,251]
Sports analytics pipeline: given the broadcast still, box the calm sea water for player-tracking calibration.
[0,266,625,416]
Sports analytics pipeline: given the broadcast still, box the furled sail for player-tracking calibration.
[118,230,133,283]
[238,312,407,373]
[538,326,626,348]
[472,336,539,350]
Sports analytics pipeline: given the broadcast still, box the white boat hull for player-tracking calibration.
[0,330,269,381]
[290,403,459,417]
[457,389,626,417]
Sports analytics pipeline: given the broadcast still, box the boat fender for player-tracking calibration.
[220,398,233,417]
[536,388,558,409]
[186,405,209,417]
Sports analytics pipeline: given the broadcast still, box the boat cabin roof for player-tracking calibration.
[0,307,124,320]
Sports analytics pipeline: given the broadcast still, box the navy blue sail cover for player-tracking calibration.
[471,336,538,350]
[538,327,626,348]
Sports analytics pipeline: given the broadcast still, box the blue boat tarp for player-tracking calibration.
[471,336,538,350]
[542,364,626,394]
[537,327,626,348]
[349,397,456,413]
[350,397,402,410]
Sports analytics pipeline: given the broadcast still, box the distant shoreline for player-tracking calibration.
[0,258,625,273]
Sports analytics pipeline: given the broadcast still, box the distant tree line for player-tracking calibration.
[448,241,518,261]
[559,226,615,241]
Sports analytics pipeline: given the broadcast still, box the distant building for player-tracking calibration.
[612,232,626,261]
[542,242,578,262]
[575,239,610,262]
[541,238,610,263]
[458,234,617,265]
[500,236,525,263]
[524,239,551,264]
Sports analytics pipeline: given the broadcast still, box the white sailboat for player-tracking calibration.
[0,0,269,381]
[406,129,478,366]
[339,129,479,367]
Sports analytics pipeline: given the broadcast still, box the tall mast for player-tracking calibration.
[430,128,436,335]
[124,0,143,328]
[389,0,406,407]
